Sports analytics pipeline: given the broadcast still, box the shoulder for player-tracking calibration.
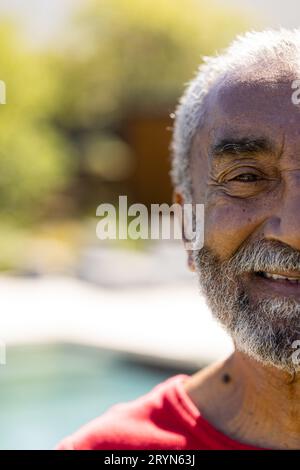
[55,374,189,450]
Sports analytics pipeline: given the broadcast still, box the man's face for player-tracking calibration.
[190,70,300,371]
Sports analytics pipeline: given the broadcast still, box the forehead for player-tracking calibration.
[204,75,300,145]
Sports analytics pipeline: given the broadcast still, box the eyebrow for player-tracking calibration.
[211,137,274,158]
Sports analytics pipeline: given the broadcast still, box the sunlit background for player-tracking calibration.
[0,0,294,450]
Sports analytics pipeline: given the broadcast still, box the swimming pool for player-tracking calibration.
[0,343,190,450]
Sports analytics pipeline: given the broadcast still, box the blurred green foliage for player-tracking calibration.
[0,23,71,224]
[55,0,250,129]
[51,0,250,191]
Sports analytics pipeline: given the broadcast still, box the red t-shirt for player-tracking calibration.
[55,374,263,450]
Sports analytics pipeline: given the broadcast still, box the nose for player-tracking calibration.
[262,171,300,252]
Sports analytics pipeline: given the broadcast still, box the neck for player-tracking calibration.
[185,350,300,449]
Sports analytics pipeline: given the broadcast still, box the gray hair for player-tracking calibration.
[171,28,300,202]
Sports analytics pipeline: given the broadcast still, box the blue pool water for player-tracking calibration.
[0,344,190,450]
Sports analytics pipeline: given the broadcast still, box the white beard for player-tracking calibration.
[193,241,300,372]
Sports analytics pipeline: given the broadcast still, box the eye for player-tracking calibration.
[232,173,262,182]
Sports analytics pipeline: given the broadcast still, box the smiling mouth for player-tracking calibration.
[256,271,300,283]
[250,271,300,297]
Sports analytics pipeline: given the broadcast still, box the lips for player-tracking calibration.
[259,271,300,283]
[248,271,300,298]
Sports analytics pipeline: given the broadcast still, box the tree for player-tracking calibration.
[0,23,71,223]
[54,0,250,128]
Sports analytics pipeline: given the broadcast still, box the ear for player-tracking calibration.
[172,190,196,272]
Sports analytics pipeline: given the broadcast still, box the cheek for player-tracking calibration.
[204,199,265,260]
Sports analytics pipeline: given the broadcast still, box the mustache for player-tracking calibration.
[228,239,300,275]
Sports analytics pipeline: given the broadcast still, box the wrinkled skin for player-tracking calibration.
[180,66,300,449]
[191,75,300,277]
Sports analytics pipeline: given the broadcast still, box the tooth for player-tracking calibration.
[263,272,300,282]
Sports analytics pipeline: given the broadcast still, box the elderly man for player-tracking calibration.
[57,29,300,450]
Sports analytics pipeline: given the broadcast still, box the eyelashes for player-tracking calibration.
[230,173,263,183]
